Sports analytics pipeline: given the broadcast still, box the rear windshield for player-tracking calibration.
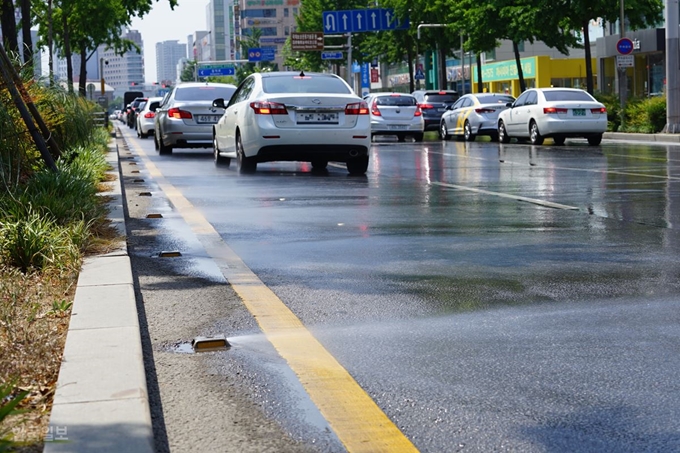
[175,86,236,101]
[543,90,594,102]
[263,75,352,94]
[375,95,417,106]
[476,95,515,104]
[424,93,459,103]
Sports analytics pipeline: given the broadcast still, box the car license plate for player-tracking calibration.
[297,112,339,124]
[387,125,408,130]
[572,109,585,116]
[196,115,220,124]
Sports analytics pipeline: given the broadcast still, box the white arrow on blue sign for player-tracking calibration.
[323,8,409,34]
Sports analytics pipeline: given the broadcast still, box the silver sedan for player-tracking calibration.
[364,93,424,142]
[154,82,236,155]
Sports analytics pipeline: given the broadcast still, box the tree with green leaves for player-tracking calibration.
[564,0,663,94]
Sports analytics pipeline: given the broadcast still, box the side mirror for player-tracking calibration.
[212,98,226,109]
[506,102,513,108]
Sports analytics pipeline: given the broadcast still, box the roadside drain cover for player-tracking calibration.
[158,250,182,257]
[192,335,230,352]
[146,213,163,218]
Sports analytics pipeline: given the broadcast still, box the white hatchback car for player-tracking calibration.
[497,88,607,146]
[364,92,424,142]
[212,71,371,174]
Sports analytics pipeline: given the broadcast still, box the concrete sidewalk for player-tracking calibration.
[603,131,680,144]
[45,133,154,453]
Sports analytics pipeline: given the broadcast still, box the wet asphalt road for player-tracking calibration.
[121,127,680,452]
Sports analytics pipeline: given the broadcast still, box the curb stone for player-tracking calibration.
[44,133,154,453]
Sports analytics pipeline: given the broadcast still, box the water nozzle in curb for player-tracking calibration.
[192,335,230,352]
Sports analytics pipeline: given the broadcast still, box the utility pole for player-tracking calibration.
[664,0,680,133]
[618,0,628,128]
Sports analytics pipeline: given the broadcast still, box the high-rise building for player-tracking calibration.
[156,40,187,84]
[207,0,236,62]
[99,29,145,97]
[237,0,299,67]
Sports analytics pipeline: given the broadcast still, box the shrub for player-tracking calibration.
[621,96,667,133]
[593,92,621,131]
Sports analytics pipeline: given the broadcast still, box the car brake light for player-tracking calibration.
[475,108,495,114]
[591,107,607,114]
[167,108,192,119]
[418,103,434,109]
[250,101,287,114]
[144,112,155,118]
[370,99,381,116]
[414,107,422,117]
[543,107,568,114]
[346,101,369,115]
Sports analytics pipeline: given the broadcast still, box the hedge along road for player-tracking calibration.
[121,124,680,453]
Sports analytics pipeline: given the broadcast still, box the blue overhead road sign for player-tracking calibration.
[321,51,344,60]
[198,66,235,77]
[323,8,409,34]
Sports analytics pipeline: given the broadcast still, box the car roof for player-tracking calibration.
[175,82,237,88]
[259,71,340,79]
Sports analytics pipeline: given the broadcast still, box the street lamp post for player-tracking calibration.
[99,58,107,95]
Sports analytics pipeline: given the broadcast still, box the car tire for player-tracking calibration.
[498,121,511,143]
[153,132,160,150]
[236,134,257,173]
[587,134,603,146]
[413,133,424,142]
[346,156,369,175]
[311,160,328,171]
[140,130,148,139]
[489,132,499,142]
[464,121,476,142]
[158,135,173,155]
[213,135,231,167]
[553,136,566,146]
[529,121,544,145]
[439,122,450,140]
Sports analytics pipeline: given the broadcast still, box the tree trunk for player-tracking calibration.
[63,6,74,94]
[513,41,526,92]
[407,48,415,93]
[439,47,448,90]
[78,47,87,97]
[47,0,54,85]
[1,0,18,54]
[583,21,594,94]
[476,53,483,93]
[21,0,32,70]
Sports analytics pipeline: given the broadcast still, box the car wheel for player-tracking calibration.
[489,132,499,142]
[236,134,257,173]
[529,121,544,145]
[140,130,147,139]
[439,122,450,140]
[413,133,424,142]
[587,134,603,146]
[136,126,141,138]
[464,121,476,142]
[158,135,173,155]
[553,136,566,146]
[213,135,231,167]
[153,132,159,150]
[498,121,511,143]
[346,156,369,175]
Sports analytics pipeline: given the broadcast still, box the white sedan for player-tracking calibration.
[212,71,371,174]
[497,88,607,146]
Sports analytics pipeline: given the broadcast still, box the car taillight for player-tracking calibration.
[250,101,287,114]
[591,107,607,114]
[370,99,381,116]
[414,107,422,117]
[475,108,495,114]
[418,103,434,109]
[346,101,369,115]
[543,107,568,114]
[167,108,192,119]
[144,112,155,119]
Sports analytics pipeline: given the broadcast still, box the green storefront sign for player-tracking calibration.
[481,57,536,82]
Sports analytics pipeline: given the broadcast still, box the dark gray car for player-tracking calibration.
[411,90,460,132]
